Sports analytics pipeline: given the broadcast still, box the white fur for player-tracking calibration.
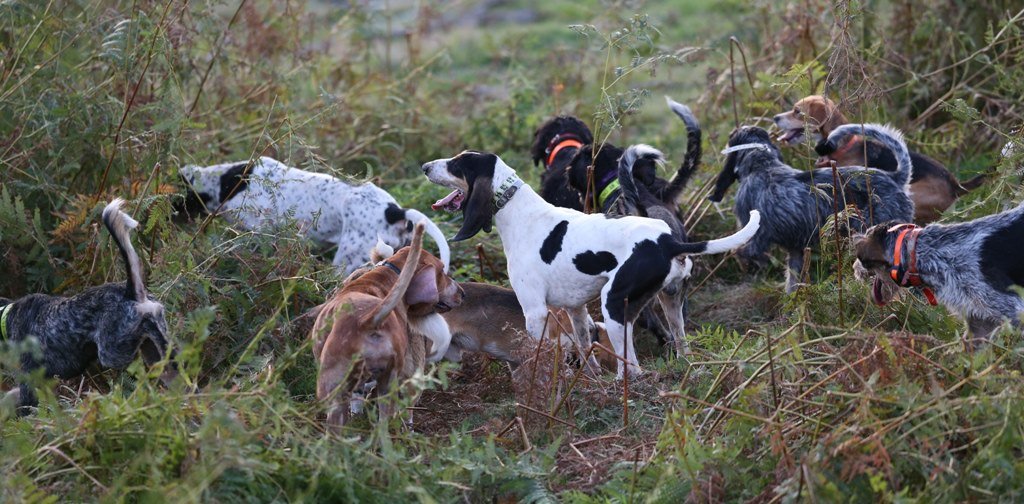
[408,312,452,363]
[180,157,450,274]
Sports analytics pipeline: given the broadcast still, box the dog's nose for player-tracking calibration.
[420,163,431,174]
[772,114,782,124]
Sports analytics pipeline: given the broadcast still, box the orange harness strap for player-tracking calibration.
[890,224,938,306]
[546,138,583,168]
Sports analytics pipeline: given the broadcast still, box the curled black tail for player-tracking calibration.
[101,199,147,302]
[663,97,702,204]
[618,145,666,214]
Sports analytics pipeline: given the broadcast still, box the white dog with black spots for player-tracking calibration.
[179,156,450,274]
[422,149,760,378]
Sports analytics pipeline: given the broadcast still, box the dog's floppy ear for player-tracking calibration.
[451,153,497,242]
[454,177,494,241]
[405,265,440,307]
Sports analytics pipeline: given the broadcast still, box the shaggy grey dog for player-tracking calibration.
[1,199,174,415]
[855,203,1024,342]
[710,123,915,292]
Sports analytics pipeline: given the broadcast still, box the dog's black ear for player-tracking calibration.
[219,161,254,204]
[815,137,837,157]
[451,153,497,242]
[709,153,739,203]
[565,147,591,193]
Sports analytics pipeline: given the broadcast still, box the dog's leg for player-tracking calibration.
[600,286,642,379]
[375,370,400,427]
[14,383,35,417]
[565,306,601,374]
[966,316,1001,349]
[318,356,353,433]
[332,238,371,274]
[785,249,806,294]
[656,289,689,358]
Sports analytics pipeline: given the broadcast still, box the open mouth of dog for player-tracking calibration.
[432,190,465,212]
[777,127,806,145]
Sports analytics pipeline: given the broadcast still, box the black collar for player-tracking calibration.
[379,261,401,275]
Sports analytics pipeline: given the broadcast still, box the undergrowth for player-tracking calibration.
[2,0,1023,501]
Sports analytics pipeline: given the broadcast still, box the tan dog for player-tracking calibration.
[774,95,985,223]
[440,282,620,370]
[312,224,462,430]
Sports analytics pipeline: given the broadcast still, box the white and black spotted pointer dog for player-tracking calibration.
[710,123,915,293]
[854,203,1024,343]
[178,156,451,275]
[423,150,761,378]
[0,199,175,416]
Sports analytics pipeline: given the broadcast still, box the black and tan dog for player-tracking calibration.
[773,95,985,223]
[1,199,175,415]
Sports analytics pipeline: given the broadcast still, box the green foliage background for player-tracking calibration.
[1,0,1023,501]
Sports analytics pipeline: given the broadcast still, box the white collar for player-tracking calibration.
[721,143,772,155]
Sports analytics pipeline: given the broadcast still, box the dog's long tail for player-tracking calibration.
[102,199,149,303]
[826,123,912,188]
[405,208,451,273]
[367,223,424,327]
[666,210,761,257]
[617,144,665,214]
[663,97,702,204]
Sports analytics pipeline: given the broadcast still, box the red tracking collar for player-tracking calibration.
[816,135,861,167]
[545,135,584,168]
[889,223,938,306]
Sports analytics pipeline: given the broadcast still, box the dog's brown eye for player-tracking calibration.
[369,332,382,340]
[793,109,802,117]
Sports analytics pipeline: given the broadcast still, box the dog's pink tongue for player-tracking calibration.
[778,128,803,144]
[431,190,464,212]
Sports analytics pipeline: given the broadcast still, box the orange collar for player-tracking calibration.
[830,134,861,158]
[545,135,584,168]
[889,224,938,306]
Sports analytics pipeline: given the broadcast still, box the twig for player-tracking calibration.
[515,403,577,430]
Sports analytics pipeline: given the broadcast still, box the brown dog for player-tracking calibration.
[312,224,462,430]
[440,282,620,370]
[774,95,985,223]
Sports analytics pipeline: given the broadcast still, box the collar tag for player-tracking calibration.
[494,175,523,209]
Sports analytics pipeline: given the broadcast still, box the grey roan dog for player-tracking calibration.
[710,123,915,293]
[854,203,1024,342]
[1,199,175,416]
